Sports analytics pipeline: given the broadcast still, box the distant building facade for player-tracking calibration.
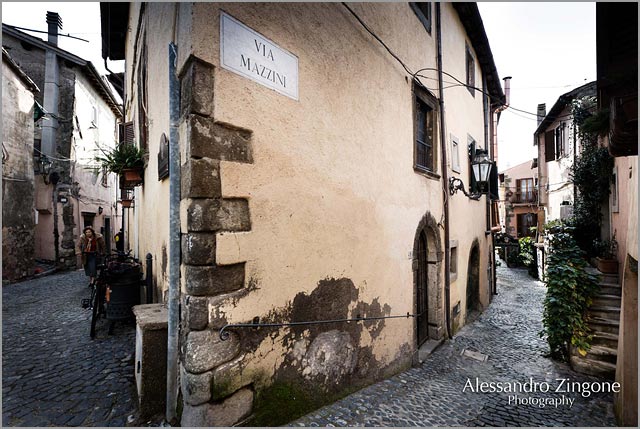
[3,19,123,269]
[498,160,540,238]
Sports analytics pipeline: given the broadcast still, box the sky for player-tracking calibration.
[1,2,124,76]
[1,2,597,171]
[477,2,597,171]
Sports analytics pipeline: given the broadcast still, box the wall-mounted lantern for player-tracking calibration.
[39,154,53,184]
[98,206,104,214]
[449,148,492,201]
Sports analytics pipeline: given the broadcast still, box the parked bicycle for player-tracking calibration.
[82,250,142,339]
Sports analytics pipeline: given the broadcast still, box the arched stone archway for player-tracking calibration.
[412,212,444,346]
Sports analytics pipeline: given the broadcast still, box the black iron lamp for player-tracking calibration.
[449,148,492,200]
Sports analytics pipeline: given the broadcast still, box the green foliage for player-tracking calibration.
[540,223,599,361]
[569,96,614,256]
[518,236,538,279]
[581,109,610,137]
[592,236,618,259]
[93,143,145,175]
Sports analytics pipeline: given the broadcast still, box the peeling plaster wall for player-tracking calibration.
[125,3,498,425]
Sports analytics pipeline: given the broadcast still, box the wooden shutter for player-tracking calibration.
[489,161,499,200]
[118,121,135,145]
[544,130,555,162]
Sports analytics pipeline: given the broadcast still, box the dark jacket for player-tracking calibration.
[78,232,106,266]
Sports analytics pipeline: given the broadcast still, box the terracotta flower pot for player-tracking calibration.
[120,199,133,208]
[120,167,144,188]
[596,257,618,274]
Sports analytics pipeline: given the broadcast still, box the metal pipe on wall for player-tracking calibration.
[166,42,180,425]
[435,3,452,339]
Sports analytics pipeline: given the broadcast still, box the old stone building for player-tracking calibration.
[2,19,123,269]
[2,48,39,281]
[101,2,506,425]
[534,81,597,227]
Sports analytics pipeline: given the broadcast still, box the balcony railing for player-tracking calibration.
[512,191,537,204]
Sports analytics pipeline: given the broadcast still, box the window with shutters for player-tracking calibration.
[413,84,438,175]
[544,130,555,162]
[119,122,135,146]
[137,35,148,151]
[554,123,566,159]
[515,178,535,203]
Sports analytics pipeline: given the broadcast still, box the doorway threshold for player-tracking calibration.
[418,338,444,363]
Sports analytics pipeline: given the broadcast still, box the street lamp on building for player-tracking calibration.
[449,148,493,200]
[39,154,53,184]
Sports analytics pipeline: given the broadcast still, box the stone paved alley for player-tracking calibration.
[290,265,616,427]
[2,265,617,427]
[2,269,138,427]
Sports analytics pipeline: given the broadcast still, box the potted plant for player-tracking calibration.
[94,143,146,188]
[593,237,618,274]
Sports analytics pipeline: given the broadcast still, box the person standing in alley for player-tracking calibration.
[114,228,124,252]
[78,226,106,286]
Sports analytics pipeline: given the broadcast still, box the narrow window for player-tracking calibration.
[451,134,461,173]
[465,44,475,96]
[410,2,432,34]
[414,85,438,174]
[449,240,458,283]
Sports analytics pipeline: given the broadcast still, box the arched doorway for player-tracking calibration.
[416,231,429,346]
[413,213,443,347]
[466,242,480,315]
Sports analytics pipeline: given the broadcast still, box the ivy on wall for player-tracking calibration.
[540,223,599,360]
[569,96,614,256]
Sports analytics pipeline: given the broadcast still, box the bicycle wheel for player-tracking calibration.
[90,283,103,339]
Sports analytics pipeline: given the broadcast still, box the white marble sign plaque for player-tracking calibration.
[220,12,299,100]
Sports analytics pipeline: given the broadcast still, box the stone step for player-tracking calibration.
[584,345,618,364]
[570,355,616,380]
[598,284,622,296]
[588,306,621,320]
[599,273,620,284]
[592,294,621,308]
[591,331,619,349]
[588,317,619,335]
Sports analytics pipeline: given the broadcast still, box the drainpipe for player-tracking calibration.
[166,42,180,425]
[491,77,511,295]
[435,3,451,339]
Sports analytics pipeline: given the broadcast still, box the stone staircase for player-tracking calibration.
[569,269,620,380]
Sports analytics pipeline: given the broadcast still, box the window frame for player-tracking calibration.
[450,134,461,173]
[413,84,439,177]
[465,43,475,97]
[410,2,432,34]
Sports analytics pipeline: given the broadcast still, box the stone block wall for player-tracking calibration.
[178,56,255,426]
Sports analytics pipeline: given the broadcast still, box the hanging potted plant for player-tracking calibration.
[94,143,146,188]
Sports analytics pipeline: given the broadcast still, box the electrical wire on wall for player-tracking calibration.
[340,4,588,129]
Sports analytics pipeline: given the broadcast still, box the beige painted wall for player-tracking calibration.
[123,2,500,418]
[440,4,492,318]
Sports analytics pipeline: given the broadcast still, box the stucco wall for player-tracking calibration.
[123,3,498,425]
[2,58,36,281]
[538,104,576,222]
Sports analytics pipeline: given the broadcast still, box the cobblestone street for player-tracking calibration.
[2,269,138,427]
[290,265,616,427]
